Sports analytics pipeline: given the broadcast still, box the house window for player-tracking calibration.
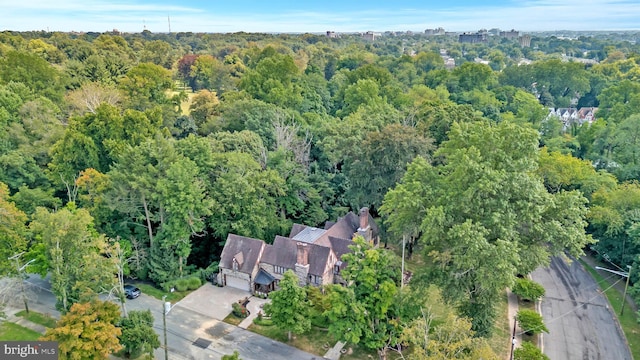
[308,274,321,285]
[274,266,286,274]
[334,264,340,275]
[232,259,238,271]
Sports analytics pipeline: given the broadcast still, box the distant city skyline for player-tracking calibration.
[2,0,640,33]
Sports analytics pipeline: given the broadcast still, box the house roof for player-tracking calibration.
[292,226,326,243]
[261,236,330,276]
[289,223,307,238]
[262,236,297,269]
[254,268,275,285]
[219,234,264,274]
[328,236,353,259]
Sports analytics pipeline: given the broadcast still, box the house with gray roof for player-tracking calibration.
[218,208,379,294]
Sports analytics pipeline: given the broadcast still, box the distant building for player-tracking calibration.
[425,27,445,36]
[519,34,531,47]
[362,31,380,41]
[326,31,339,38]
[500,29,520,39]
[459,32,487,43]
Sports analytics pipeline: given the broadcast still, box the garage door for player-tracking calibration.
[225,274,250,292]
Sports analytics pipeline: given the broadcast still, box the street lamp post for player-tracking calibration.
[162,295,168,360]
[595,265,632,316]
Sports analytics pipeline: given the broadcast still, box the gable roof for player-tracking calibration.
[328,236,353,259]
[219,234,264,274]
[261,236,297,269]
[261,235,330,276]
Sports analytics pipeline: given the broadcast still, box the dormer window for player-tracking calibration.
[232,258,239,271]
[334,261,342,275]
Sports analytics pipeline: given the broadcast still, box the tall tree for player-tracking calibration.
[118,309,160,359]
[42,299,122,360]
[382,120,593,335]
[0,182,27,275]
[265,270,311,341]
[344,123,433,213]
[325,237,401,358]
[29,204,116,311]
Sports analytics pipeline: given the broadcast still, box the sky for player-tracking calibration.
[1,0,640,33]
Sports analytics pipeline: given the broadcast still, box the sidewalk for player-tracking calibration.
[238,296,269,329]
[506,289,522,359]
[3,305,49,334]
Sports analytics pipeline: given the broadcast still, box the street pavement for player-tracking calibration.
[531,256,632,360]
[23,276,319,360]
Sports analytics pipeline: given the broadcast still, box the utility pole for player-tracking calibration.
[401,235,406,288]
[595,265,632,316]
[162,295,169,360]
[621,266,632,316]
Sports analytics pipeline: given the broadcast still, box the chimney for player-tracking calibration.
[357,207,373,243]
[358,207,370,230]
[296,242,309,266]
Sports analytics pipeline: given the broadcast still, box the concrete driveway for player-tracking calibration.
[175,284,251,320]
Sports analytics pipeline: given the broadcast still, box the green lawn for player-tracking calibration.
[580,258,640,359]
[15,310,57,328]
[133,283,192,302]
[0,322,42,341]
[223,313,243,326]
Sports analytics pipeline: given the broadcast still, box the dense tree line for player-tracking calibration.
[1,29,640,356]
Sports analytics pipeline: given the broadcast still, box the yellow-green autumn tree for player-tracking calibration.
[42,299,122,360]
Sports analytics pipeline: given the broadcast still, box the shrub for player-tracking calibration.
[513,278,546,302]
[232,302,247,318]
[514,341,549,360]
[175,278,189,292]
[187,277,201,290]
[516,309,549,335]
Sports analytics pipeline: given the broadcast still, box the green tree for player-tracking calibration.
[0,51,66,102]
[400,297,498,360]
[382,120,593,335]
[514,341,549,360]
[239,52,302,108]
[265,270,310,341]
[325,237,400,357]
[537,147,616,198]
[108,136,211,283]
[344,123,433,213]
[611,114,640,180]
[118,310,160,359]
[512,278,546,302]
[30,204,116,311]
[0,182,27,275]
[42,299,122,360]
[120,63,173,110]
[516,309,549,335]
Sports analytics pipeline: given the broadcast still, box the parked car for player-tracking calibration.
[123,285,141,299]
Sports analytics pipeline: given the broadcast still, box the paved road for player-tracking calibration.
[531,256,632,360]
[24,276,318,360]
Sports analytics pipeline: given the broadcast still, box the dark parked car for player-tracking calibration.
[123,285,141,299]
